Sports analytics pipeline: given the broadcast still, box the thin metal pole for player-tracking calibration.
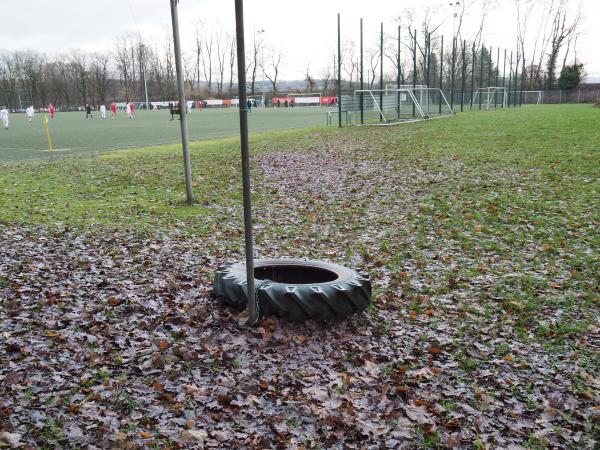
[397,25,401,119]
[487,46,493,107]
[337,13,342,128]
[439,35,444,114]
[461,40,466,112]
[380,22,383,122]
[141,43,150,110]
[412,30,417,118]
[234,0,257,325]
[450,37,456,109]
[478,44,484,109]
[450,37,457,110]
[520,57,525,107]
[495,47,500,108]
[426,33,432,115]
[507,51,513,108]
[502,49,507,107]
[169,0,193,204]
[470,42,475,109]
[513,50,520,108]
[360,18,364,124]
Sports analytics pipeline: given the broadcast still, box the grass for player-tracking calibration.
[1,105,598,342]
[0,107,329,161]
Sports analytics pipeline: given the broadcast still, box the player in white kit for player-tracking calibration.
[26,105,34,123]
[0,106,9,130]
[100,104,107,119]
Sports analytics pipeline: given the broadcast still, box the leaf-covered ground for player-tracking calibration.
[1,105,599,448]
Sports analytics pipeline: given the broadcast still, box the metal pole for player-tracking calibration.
[495,47,500,108]
[380,22,383,122]
[439,35,444,114]
[479,44,484,109]
[461,40,466,112]
[426,33,432,115]
[513,50,519,108]
[502,49,507,107]
[397,25,401,119]
[337,13,342,128]
[169,0,193,205]
[487,46,493,99]
[233,0,257,326]
[450,37,456,110]
[520,57,525,107]
[141,44,150,110]
[412,30,417,118]
[470,42,475,109]
[507,51,513,108]
[360,18,364,124]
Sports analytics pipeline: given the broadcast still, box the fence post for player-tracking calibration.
[360,18,364,124]
[380,22,383,122]
[439,36,444,114]
[397,25,400,119]
[461,40,466,112]
[470,42,476,109]
[450,37,456,109]
[412,30,417,118]
[337,13,341,128]
[502,49,507,108]
[479,44,485,109]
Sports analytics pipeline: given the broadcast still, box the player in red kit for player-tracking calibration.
[111,102,117,118]
[49,103,55,118]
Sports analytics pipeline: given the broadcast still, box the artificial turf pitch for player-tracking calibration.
[0,106,330,161]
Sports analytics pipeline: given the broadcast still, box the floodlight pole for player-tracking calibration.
[169,0,194,205]
[234,0,258,326]
[397,26,401,119]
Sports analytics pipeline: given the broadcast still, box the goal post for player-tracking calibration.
[233,94,265,107]
[521,90,543,105]
[352,87,454,125]
[472,87,507,110]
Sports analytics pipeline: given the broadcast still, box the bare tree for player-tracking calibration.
[265,50,283,93]
[545,0,581,88]
[320,63,333,94]
[90,53,111,106]
[215,31,229,97]
[228,36,236,94]
[304,65,316,92]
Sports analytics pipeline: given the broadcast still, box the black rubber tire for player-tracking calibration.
[213,258,371,322]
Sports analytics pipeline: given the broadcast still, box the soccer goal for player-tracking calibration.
[353,86,454,125]
[233,94,265,108]
[472,87,507,110]
[521,90,543,105]
[285,92,322,106]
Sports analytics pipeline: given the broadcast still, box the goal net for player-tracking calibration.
[352,87,454,125]
[233,94,265,107]
[521,90,543,105]
[472,87,507,110]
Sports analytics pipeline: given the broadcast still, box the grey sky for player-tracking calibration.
[1,0,598,80]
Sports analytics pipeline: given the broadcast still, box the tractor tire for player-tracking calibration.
[213,258,371,322]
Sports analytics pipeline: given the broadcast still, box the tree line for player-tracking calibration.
[0,0,583,110]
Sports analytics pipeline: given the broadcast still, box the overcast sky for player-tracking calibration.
[1,0,598,81]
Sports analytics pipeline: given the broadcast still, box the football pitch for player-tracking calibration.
[0,106,331,161]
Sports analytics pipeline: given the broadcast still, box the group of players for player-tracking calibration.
[0,101,137,130]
